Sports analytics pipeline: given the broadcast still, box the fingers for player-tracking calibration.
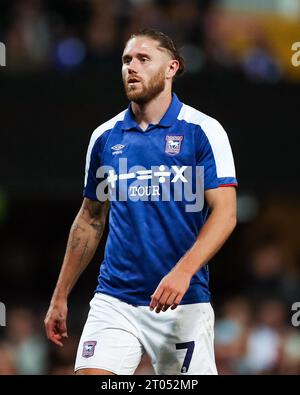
[150,291,182,313]
[58,320,68,339]
[149,287,164,311]
[45,324,63,347]
[171,294,182,310]
[162,293,178,312]
[149,271,189,313]
[44,319,67,347]
[150,289,180,313]
[51,333,64,347]
[154,302,164,314]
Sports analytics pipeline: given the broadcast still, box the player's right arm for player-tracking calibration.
[44,197,109,346]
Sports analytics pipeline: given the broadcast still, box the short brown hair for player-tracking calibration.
[128,28,185,78]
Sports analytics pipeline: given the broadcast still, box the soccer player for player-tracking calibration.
[44,29,237,375]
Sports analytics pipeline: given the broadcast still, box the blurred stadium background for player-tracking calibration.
[0,0,300,375]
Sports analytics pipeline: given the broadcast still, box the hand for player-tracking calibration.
[44,300,68,347]
[149,268,192,313]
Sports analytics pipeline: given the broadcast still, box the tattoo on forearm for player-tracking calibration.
[90,202,102,218]
[68,199,108,254]
[71,236,81,250]
[73,224,86,232]
[90,222,104,239]
[70,223,86,251]
[69,219,104,251]
[78,239,89,266]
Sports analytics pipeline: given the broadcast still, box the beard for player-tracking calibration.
[123,69,165,104]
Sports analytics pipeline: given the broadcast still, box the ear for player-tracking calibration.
[166,59,180,80]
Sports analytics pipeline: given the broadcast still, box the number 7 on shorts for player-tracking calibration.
[176,341,195,373]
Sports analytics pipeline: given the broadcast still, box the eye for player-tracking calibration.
[141,57,149,63]
[123,58,131,65]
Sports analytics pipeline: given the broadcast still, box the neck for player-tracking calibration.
[131,90,172,131]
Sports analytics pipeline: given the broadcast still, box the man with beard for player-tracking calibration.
[45,29,237,375]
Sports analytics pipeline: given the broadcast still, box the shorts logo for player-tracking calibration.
[165,135,183,155]
[82,341,97,358]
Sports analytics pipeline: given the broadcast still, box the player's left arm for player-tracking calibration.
[150,186,237,313]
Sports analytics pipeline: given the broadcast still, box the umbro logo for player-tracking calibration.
[112,144,125,151]
[111,144,125,155]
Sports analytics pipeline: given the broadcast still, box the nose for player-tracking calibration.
[127,58,138,74]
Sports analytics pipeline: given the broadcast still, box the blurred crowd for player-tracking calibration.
[214,240,300,375]
[0,0,286,83]
[1,240,299,375]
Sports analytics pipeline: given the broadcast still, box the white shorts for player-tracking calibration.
[74,293,217,375]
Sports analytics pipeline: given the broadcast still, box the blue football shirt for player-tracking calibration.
[84,93,237,305]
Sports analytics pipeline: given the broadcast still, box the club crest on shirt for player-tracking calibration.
[165,135,183,155]
[82,340,97,358]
